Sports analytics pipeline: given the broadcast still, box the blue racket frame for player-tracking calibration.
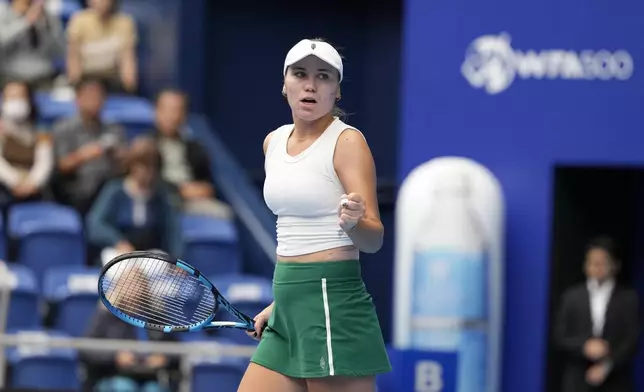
[98,251,257,333]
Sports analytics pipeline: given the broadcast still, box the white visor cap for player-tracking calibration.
[283,39,343,82]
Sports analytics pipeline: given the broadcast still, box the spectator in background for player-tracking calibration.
[66,0,138,94]
[86,136,182,263]
[0,0,65,89]
[82,304,177,392]
[0,80,53,205]
[554,236,640,392]
[52,77,126,215]
[152,88,233,220]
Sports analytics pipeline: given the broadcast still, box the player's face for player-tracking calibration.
[284,55,341,122]
[584,247,613,281]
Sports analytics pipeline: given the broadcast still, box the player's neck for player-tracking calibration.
[292,114,335,139]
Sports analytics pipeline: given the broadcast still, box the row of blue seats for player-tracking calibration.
[4,328,251,391]
[2,202,243,284]
[36,92,155,140]
[5,262,273,341]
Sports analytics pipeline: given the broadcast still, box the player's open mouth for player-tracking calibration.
[301,98,317,104]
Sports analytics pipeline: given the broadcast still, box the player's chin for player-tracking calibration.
[294,107,328,122]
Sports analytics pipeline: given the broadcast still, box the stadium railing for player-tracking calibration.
[0,267,255,392]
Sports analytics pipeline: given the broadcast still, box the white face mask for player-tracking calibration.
[2,99,30,122]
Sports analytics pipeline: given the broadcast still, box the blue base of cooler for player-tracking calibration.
[378,347,458,392]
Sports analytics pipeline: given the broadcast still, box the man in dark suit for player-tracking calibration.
[555,236,640,392]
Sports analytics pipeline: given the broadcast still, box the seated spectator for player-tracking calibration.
[86,136,182,263]
[152,88,233,220]
[82,303,177,392]
[0,0,65,89]
[52,77,126,215]
[66,0,138,94]
[0,80,53,205]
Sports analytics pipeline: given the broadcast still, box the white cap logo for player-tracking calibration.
[284,39,343,81]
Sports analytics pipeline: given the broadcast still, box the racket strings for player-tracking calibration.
[102,256,216,327]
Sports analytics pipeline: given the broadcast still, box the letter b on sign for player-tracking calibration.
[415,361,443,391]
[393,350,457,392]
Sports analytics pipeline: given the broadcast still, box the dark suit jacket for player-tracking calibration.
[554,283,640,392]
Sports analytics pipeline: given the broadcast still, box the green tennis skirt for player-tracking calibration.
[250,260,391,378]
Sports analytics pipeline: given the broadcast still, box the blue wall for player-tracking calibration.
[399,0,644,391]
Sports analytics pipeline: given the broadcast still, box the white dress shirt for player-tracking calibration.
[587,278,615,337]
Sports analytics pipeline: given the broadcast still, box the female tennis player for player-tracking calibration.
[237,38,391,392]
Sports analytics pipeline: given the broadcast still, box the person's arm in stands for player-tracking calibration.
[65,13,84,85]
[119,15,138,93]
[554,289,591,359]
[40,12,65,58]
[55,124,105,174]
[0,1,41,46]
[0,140,23,189]
[86,180,127,248]
[23,132,53,190]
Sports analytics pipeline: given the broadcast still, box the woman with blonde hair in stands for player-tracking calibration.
[86,136,182,266]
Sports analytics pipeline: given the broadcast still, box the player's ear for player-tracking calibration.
[282,85,286,97]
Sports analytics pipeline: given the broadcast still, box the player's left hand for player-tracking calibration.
[338,193,365,233]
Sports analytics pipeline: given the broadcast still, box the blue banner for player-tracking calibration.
[398,0,644,391]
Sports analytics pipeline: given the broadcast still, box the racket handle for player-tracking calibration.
[341,198,349,207]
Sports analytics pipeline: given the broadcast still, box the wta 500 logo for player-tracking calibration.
[461,33,634,94]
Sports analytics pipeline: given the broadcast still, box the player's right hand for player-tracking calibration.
[247,303,273,341]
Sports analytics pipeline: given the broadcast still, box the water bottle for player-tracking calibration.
[411,174,488,392]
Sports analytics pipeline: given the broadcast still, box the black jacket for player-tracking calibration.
[151,130,215,186]
[554,283,640,392]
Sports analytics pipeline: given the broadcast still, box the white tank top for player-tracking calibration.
[263,117,358,256]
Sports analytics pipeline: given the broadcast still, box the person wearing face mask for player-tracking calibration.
[554,236,640,392]
[0,80,53,204]
[85,136,182,265]
[0,0,65,88]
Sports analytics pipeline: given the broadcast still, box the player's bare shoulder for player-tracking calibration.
[263,130,277,156]
[335,128,372,161]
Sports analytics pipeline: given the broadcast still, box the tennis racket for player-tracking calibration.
[98,250,262,333]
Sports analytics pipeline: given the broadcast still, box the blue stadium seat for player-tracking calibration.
[9,202,84,285]
[43,265,101,337]
[7,329,80,391]
[3,264,41,330]
[209,274,272,344]
[181,216,242,277]
[36,93,154,139]
[190,342,247,392]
